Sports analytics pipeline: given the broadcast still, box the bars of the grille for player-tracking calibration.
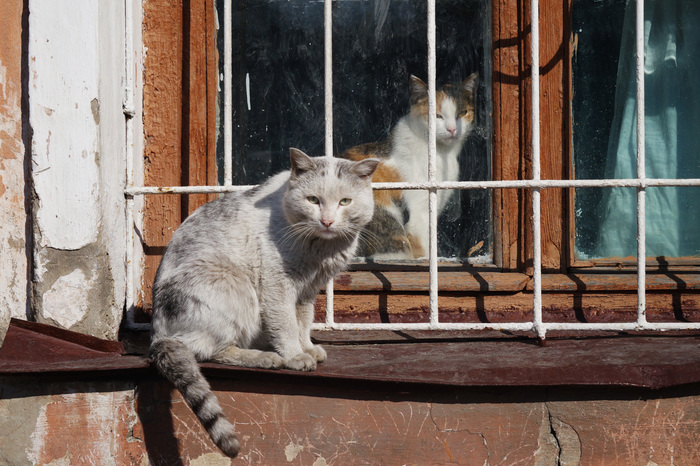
[530,0,544,340]
[427,0,439,327]
[123,0,700,336]
[324,0,335,327]
[223,0,233,186]
[635,0,647,326]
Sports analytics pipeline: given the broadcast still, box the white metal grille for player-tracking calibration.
[124,0,700,338]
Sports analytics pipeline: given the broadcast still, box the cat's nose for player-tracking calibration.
[447,127,457,136]
[321,219,334,228]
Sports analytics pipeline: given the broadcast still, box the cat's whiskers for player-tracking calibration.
[279,223,311,248]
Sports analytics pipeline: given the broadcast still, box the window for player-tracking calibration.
[218,0,491,261]
[573,0,700,263]
[129,0,700,338]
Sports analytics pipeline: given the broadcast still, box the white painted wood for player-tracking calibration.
[29,0,100,252]
[27,0,129,339]
[98,0,128,328]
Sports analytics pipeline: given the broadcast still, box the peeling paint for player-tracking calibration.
[29,0,100,252]
[190,452,231,465]
[42,269,91,329]
[284,442,303,461]
[0,0,29,334]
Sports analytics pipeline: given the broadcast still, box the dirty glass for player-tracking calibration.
[217,0,491,261]
[573,0,700,260]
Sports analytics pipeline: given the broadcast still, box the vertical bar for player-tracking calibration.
[223,0,233,186]
[124,0,145,329]
[324,0,333,157]
[324,0,335,325]
[427,0,438,326]
[124,0,135,327]
[635,0,647,325]
[530,0,545,341]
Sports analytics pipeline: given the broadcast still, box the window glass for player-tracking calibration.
[217,0,491,262]
[573,0,700,260]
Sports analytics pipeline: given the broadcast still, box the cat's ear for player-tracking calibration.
[462,72,479,98]
[351,158,380,180]
[409,75,428,104]
[289,148,316,180]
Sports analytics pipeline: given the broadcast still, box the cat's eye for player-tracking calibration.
[307,196,320,204]
[339,198,352,206]
[436,114,443,119]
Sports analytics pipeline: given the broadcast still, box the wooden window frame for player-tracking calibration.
[138,0,700,325]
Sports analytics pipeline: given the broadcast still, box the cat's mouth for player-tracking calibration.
[315,226,339,240]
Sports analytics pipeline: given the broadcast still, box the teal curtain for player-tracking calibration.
[596,0,700,259]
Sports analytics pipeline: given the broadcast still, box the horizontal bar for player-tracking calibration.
[311,322,536,332]
[125,185,257,196]
[312,321,700,332]
[121,320,700,333]
[124,177,700,197]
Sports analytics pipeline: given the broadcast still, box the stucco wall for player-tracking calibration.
[0,0,29,343]
[0,0,136,343]
[1,376,699,465]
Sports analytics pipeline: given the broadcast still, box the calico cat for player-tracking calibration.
[149,149,379,458]
[341,73,478,259]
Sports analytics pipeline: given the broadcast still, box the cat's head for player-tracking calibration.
[283,148,380,242]
[408,72,478,146]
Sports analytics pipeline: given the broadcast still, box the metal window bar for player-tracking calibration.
[124,0,700,337]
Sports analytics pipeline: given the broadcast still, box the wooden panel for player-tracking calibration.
[492,0,527,270]
[140,0,218,313]
[538,0,571,272]
[492,0,571,272]
[317,291,700,324]
[536,273,700,291]
[332,271,529,292]
[141,0,184,314]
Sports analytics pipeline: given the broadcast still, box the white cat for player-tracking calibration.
[149,149,379,457]
[341,73,478,258]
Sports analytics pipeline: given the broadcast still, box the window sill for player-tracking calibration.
[330,269,700,292]
[2,319,700,390]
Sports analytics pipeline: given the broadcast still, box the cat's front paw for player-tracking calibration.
[258,351,285,369]
[284,352,317,371]
[306,344,327,363]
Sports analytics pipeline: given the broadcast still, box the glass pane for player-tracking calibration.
[573,0,700,260]
[217,0,491,262]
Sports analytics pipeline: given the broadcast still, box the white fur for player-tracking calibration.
[386,95,472,258]
[151,152,378,369]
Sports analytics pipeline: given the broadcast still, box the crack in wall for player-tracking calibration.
[545,402,583,466]
[427,402,491,463]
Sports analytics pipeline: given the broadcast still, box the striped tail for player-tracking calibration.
[149,339,240,458]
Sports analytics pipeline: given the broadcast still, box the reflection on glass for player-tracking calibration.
[219,0,491,261]
[573,0,700,260]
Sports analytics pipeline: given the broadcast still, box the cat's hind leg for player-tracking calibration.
[211,346,284,369]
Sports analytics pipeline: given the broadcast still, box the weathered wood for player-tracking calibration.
[317,290,700,324]
[492,0,526,270]
[332,271,530,292]
[141,0,218,312]
[536,273,700,291]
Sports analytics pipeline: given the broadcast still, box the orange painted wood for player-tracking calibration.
[140,0,218,312]
[332,270,529,292]
[492,0,526,270]
[316,290,700,325]
[534,273,700,291]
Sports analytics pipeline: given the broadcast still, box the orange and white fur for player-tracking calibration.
[341,73,478,259]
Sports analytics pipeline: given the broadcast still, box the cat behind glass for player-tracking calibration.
[341,73,478,259]
[149,149,379,458]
